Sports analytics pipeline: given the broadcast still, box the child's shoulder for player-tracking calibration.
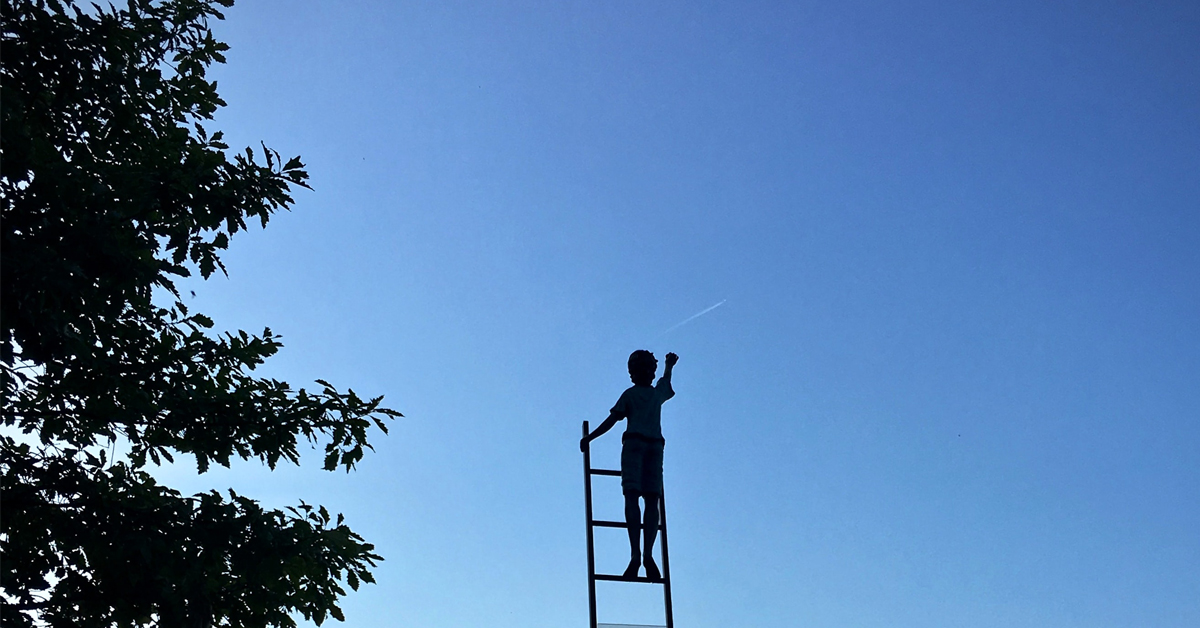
[620,384,654,399]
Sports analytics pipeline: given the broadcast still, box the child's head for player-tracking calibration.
[627,350,658,386]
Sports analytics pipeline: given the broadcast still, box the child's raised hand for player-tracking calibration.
[665,352,679,367]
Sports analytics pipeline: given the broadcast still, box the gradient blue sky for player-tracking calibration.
[158,1,1198,626]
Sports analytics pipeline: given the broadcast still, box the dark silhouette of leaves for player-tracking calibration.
[1,1,399,626]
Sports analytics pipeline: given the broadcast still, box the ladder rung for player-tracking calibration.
[589,468,621,476]
[594,573,667,584]
[591,519,665,530]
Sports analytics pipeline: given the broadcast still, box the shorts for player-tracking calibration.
[620,433,664,496]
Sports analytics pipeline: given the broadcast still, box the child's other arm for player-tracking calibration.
[580,411,623,452]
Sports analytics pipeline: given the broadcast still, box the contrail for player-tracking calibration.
[663,300,726,334]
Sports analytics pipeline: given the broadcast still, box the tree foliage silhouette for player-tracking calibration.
[1,1,400,626]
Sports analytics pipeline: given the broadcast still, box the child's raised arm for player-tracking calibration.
[580,411,623,452]
[662,353,678,380]
[656,352,678,398]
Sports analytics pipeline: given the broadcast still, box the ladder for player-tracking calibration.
[582,420,675,628]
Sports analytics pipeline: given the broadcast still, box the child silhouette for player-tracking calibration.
[581,350,678,580]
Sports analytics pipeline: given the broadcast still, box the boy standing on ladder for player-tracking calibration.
[581,350,679,580]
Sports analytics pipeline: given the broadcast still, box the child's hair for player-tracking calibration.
[627,350,657,386]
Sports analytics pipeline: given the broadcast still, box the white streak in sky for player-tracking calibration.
[663,300,727,334]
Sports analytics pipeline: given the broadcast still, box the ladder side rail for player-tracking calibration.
[582,421,598,628]
[659,492,674,628]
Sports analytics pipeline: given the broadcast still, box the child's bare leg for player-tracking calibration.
[642,495,661,580]
[623,493,642,578]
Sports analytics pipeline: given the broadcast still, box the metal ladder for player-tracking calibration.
[582,420,675,628]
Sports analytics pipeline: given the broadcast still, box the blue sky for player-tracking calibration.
[158,1,1198,626]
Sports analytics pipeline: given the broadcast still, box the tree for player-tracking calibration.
[1,1,401,626]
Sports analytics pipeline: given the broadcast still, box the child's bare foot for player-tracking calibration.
[643,556,661,581]
[622,556,641,579]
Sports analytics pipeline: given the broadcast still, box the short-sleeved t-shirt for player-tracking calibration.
[611,376,675,440]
